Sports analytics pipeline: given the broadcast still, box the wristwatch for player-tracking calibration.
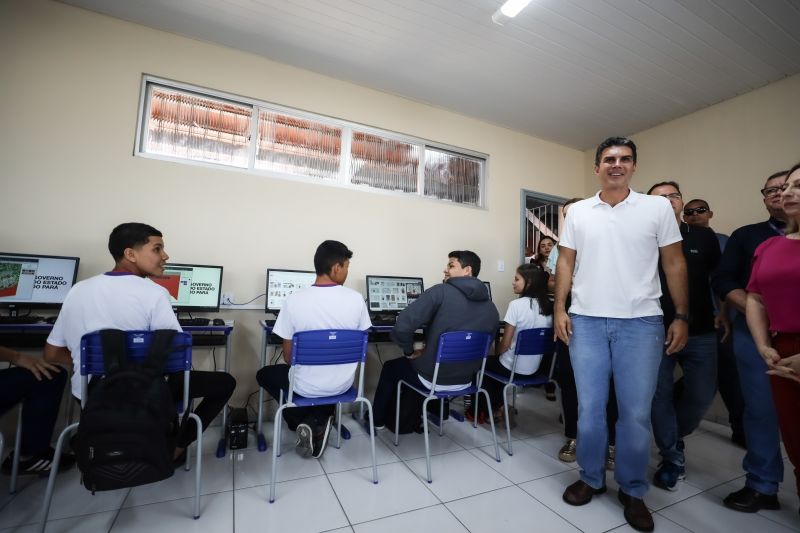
[674,313,689,322]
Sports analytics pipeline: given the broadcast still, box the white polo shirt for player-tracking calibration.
[559,189,681,318]
[273,284,372,397]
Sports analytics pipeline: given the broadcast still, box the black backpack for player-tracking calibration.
[74,329,179,492]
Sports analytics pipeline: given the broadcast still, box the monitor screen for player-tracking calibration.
[366,275,424,313]
[265,269,316,313]
[148,263,223,312]
[483,281,492,300]
[0,253,80,309]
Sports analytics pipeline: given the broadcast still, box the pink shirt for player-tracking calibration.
[747,236,800,332]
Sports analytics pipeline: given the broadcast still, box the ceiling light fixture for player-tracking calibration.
[491,0,533,26]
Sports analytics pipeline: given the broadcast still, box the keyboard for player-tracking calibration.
[370,315,397,326]
[178,317,210,326]
[0,315,45,325]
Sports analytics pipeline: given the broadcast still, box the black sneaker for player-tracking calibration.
[2,447,75,476]
[295,422,314,458]
[312,416,334,459]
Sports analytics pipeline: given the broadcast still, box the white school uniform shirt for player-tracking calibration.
[47,272,181,399]
[499,297,553,375]
[559,189,681,318]
[272,284,372,397]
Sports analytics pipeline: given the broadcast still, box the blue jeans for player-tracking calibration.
[651,332,718,466]
[569,314,664,498]
[732,314,783,495]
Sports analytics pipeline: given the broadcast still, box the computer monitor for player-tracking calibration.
[148,263,223,312]
[0,253,80,311]
[265,269,316,313]
[483,281,492,300]
[366,275,424,313]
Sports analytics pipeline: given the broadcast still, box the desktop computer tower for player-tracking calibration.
[227,407,249,450]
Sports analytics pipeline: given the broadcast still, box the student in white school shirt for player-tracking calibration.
[256,240,371,459]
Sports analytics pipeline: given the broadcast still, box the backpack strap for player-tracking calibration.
[99,329,127,374]
[143,329,179,376]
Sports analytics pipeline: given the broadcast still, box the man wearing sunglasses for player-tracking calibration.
[682,199,746,449]
[712,170,790,513]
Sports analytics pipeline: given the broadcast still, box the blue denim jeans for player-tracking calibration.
[732,314,783,495]
[569,314,664,498]
[651,332,718,466]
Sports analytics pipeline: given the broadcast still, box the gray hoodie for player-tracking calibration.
[391,276,500,385]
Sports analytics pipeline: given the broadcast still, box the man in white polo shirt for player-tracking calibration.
[554,137,688,532]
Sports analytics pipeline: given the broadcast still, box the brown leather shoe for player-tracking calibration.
[618,491,654,532]
[562,480,607,506]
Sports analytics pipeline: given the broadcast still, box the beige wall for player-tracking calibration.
[583,73,800,234]
[0,0,585,402]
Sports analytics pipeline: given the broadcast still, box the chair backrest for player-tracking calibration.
[288,329,369,401]
[507,327,556,381]
[80,330,193,376]
[429,331,493,390]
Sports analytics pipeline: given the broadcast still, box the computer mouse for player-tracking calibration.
[212,318,226,326]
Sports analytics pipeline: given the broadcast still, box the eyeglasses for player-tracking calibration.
[683,207,709,216]
[761,186,782,198]
[660,192,682,200]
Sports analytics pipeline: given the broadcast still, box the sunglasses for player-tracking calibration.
[683,207,709,216]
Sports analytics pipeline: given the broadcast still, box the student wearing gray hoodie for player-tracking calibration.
[370,250,499,429]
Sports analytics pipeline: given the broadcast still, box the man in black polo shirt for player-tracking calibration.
[647,181,721,492]
[711,170,789,512]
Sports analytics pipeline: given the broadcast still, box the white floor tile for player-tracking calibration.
[519,470,626,533]
[6,510,116,533]
[608,514,693,532]
[233,477,348,533]
[436,418,502,450]
[446,485,580,532]
[521,431,577,461]
[318,434,400,474]
[124,452,233,508]
[328,462,438,524]
[352,505,467,533]
[405,450,512,502]
[0,469,129,529]
[468,439,573,484]
[232,447,324,490]
[639,466,703,511]
[112,491,232,532]
[378,431,464,461]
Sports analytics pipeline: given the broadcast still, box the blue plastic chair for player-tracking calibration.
[394,330,500,483]
[269,329,376,503]
[483,327,556,455]
[38,331,202,532]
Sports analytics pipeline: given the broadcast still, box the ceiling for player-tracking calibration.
[61,0,800,150]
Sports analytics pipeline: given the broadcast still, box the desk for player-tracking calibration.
[0,322,235,457]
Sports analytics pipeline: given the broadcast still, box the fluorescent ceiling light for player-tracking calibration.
[492,0,533,26]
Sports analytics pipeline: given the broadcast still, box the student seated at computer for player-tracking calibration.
[256,240,371,459]
[370,250,499,430]
[43,223,235,464]
[0,346,75,475]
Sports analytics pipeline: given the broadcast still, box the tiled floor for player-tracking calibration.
[1,391,798,532]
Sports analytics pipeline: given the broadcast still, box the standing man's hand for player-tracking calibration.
[555,309,572,345]
[664,320,688,355]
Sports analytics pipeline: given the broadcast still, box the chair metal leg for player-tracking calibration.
[184,398,195,472]
[421,397,432,483]
[38,422,79,533]
[502,383,514,455]
[187,413,203,519]
[394,382,404,446]
[10,404,23,493]
[473,392,479,428]
[512,387,518,414]
[335,403,342,449]
[269,405,285,503]
[438,398,444,436]
[358,398,378,484]
[480,389,501,462]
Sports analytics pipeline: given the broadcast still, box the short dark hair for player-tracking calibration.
[646,181,681,195]
[764,170,789,187]
[685,198,710,210]
[448,250,481,277]
[594,137,637,166]
[313,240,353,275]
[108,223,162,261]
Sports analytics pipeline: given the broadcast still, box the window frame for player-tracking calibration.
[134,75,488,209]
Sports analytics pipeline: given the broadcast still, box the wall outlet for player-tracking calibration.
[497,260,505,272]
[221,293,234,305]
